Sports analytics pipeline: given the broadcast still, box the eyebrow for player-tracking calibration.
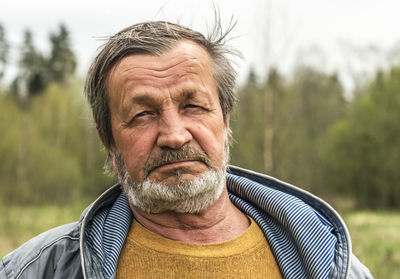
[179,90,195,101]
[129,90,197,106]
[129,94,155,106]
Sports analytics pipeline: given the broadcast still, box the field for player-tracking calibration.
[342,211,400,278]
[0,206,399,278]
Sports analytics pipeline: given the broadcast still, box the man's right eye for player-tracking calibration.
[124,111,154,125]
[134,111,153,118]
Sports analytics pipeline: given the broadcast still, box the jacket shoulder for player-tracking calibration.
[0,222,82,279]
[349,254,373,279]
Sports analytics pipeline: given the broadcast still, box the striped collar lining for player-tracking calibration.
[86,173,337,279]
[86,193,133,278]
[227,174,337,278]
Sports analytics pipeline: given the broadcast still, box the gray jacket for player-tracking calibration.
[0,166,373,279]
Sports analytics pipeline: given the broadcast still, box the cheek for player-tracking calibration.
[113,127,156,171]
[190,120,226,161]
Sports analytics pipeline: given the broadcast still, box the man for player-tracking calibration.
[0,21,372,279]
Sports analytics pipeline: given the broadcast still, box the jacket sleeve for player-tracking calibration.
[0,222,82,279]
[349,254,373,279]
[0,260,10,279]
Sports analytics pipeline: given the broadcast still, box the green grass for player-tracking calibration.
[0,207,399,278]
[343,211,400,279]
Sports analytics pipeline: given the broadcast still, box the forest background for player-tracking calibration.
[0,19,399,277]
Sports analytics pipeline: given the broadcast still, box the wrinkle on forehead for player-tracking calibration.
[119,61,199,89]
[107,40,214,91]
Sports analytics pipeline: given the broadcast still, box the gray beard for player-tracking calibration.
[114,139,229,214]
[121,166,226,213]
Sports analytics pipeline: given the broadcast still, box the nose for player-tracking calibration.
[156,109,192,149]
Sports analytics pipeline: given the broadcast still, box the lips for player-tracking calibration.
[150,159,204,174]
[143,146,211,178]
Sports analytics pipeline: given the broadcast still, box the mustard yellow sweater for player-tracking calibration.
[117,218,282,279]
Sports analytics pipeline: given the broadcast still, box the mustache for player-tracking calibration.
[143,145,212,178]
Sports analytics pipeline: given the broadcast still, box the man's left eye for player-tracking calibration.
[183,104,209,113]
[185,104,197,108]
[185,104,202,109]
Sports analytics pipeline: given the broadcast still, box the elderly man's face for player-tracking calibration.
[107,40,228,189]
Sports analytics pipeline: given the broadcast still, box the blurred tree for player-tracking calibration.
[15,30,48,98]
[0,24,112,206]
[48,23,76,83]
[273,67,345,194]
[231,66,345,196]
[263,68,285,174]
[231,68,267,173]
[0,83,114,206]
[323,66,400,208]
[0,23,9,84]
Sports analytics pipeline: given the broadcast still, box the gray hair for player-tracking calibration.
[84,20,238,171]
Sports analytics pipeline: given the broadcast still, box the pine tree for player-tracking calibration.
[0,23,9,83]
[17,30,48,97]
[48,23,76,83]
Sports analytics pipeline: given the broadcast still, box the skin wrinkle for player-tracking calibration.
[108,43,213,92]
[117,67,210,95]
[110,48,208,84]
[120,59,200,80]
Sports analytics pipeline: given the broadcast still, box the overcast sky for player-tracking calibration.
[2,0,400,91]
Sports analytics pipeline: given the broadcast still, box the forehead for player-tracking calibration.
[107,40,215,92]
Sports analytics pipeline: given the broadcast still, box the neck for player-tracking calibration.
[129,188,250,244]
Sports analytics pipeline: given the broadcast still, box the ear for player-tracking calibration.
[109,150,119,176]
[104,147,120,176]
[96,125,110,149]
[224,114,230,129]
[96,125,118,175]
